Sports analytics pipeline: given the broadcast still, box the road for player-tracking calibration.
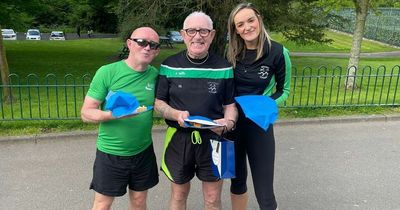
[1,119,400,210]
[14,32,117,41]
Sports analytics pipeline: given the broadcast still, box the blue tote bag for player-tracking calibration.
[210,135,235,179]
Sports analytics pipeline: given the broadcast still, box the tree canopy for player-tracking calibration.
[0,0,118,32]
[117,0,332,56]
[1,0,337,50]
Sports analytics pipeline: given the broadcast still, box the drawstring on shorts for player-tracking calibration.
[191,130,202,144]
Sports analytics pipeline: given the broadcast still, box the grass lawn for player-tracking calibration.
[3,30,399,79]
[1,31,399,136]
[292,57,400,70]
[271,30,399,53]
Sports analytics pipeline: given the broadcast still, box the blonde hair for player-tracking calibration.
[226,3,272,67]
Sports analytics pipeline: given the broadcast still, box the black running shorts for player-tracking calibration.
[90,144,159,196]
[161,127,220,184]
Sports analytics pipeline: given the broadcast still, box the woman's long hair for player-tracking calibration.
[226,2,272,68]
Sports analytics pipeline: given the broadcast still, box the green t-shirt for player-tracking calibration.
[87,60,158,156]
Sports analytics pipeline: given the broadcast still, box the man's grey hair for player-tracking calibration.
[183,11,213,29]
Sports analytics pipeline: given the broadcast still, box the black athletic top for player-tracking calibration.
[234,40,291,105]
[156,50,235,128]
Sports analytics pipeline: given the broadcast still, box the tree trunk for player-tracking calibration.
[346,0,369,89]
[203,0,238,57]
[0,25,12,103]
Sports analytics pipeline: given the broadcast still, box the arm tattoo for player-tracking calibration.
[156,104,172,120]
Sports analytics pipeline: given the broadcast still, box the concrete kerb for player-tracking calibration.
[1,114,399,143]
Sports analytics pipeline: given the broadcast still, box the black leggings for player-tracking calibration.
[228,110,277,210]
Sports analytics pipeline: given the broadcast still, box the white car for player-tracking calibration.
[26,29,41,40]
[166,31,183,43]
[1,29,17,40]
[49,31,65,40]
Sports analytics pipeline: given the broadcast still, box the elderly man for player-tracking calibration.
[81,27,160,210]
[155,12,238,210]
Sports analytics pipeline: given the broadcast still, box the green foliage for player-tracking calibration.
[116,0,334,56]
[116,0,194,40]
[84,0,118,33]
[0,0,118,33]
[0,0,39,30]
[256,0,331,44]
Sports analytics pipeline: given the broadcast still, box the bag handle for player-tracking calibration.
[217,126,228,141]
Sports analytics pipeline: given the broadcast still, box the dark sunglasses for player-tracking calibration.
[129,38,160,50]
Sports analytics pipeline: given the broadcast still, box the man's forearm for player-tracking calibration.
[155,99,176,121]
[81,109,113,124]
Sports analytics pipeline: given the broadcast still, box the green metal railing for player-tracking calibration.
[1,65,399,121]
[1,73,91,121]
[285,65,400,107]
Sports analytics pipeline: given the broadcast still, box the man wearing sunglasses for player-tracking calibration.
[81,27,160,210]
[155,12,237,210]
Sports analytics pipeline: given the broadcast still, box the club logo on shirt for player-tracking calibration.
[176,71,186,77]
[208,82,218,94]
[145,83,154,91]
[258,66,270,79]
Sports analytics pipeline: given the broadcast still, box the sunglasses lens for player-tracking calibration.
[131,38,159,50]
[136,39,149,47]
[149,42,160,50]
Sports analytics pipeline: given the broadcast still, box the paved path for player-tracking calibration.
[1,116,400,210]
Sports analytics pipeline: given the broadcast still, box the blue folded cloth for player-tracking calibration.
[235,95,278,131]
[105,91,139,118]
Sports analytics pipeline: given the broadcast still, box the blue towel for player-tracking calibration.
[105,91,139,118]
[235,95,278,131]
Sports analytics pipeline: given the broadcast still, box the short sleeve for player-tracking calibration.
[86,66,109,102]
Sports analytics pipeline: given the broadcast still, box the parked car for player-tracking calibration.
[1,29,17,40]
[166,31,183,43]
[26,29,41,40]
[49,31,65,40]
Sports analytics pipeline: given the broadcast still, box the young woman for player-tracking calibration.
[226,3,292,210]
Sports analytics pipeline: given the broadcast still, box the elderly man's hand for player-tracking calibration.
[211,118,235,135]
[175,110,190,127]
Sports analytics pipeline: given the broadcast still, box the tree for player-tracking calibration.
[318,0,392,89]
[0,0,41,102]
[0,25,12,102]
[117,0,331,57]
[345,0,370,89]
[197,0,239,57]
[86,0,118,33]
[257,0,331,45]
